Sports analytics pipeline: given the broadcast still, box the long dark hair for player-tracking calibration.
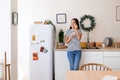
[70,18,80,29]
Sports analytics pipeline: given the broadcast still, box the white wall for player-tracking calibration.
[0,0,11,62]
[18,0,120,42]
[18,0,120,79]
[0,0,11,79]
[0,0,18,80]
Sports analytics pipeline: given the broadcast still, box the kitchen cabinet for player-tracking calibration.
[55,49,120,80]
[103,52,120,70]
[80,50,104,66]
[55,50,69,80]
[55,50,104,80]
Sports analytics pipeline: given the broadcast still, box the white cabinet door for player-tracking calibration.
[55,50,104,80]
[104,52,120,70]
[55,51,69,80]
[80,51,104,66]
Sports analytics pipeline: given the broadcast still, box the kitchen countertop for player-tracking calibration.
[55,47,120,52]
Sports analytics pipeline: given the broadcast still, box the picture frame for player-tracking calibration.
[116,6,120,21]
[12,12,18,25]
[56,13,66,24]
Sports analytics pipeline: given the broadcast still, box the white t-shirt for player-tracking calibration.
[65,29,81,51]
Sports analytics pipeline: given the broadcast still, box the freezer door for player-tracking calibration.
[29,24,54,80]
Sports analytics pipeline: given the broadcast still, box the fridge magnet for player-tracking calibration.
[43,48,48,53]
[32,35,36,41]
[32,52,39,60]
[40,46,44,52]
[40,46,48,53]
[40,40,45,43]
[31,41,39,45]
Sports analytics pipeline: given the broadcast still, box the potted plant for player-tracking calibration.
[59,29,64,45]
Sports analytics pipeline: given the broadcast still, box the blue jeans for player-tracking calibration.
[67,50,81,70]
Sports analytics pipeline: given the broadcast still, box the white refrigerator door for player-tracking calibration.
[29,24,54,80]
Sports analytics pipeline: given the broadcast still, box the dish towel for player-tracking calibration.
[102,75,119,80]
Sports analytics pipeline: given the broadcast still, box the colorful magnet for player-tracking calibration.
[40,40,45,43]
[32,35,36,41]
[44,48,48,53]
[40,46,44,52]
[32,52,39,60]
[40,46,48,53]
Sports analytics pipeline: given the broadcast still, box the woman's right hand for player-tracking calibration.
[65,33,76,44]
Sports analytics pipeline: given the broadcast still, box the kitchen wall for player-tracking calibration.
[17,0,120,80]
[0,0,11,79]
[0,0,11,74]
[0,0,11,62]
[0,0,18,80]
[18,0,120,42]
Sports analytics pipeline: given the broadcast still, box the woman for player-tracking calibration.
[65,18,82,70]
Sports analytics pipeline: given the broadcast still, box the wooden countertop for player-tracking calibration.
[55,47,120,52]
[66,71,120,80]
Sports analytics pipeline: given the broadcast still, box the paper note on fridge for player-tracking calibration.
[102,75,119,80]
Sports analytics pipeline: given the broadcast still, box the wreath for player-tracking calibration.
[80,15,96,32]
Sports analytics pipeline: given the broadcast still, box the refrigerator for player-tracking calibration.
[29,24,54,80]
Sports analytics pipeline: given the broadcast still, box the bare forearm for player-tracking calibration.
[75,30,82,41]
[65,36,72,44]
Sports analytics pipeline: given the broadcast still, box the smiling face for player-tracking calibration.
[70,18,80,29]
[71,19,77,29]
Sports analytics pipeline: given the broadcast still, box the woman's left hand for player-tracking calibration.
[74,25,78,30]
